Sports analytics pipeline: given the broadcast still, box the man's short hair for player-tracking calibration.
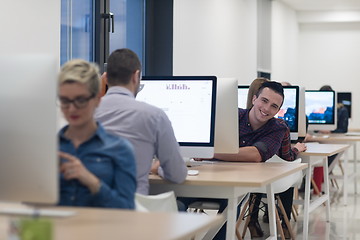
[256,81,284,102]
[107,48,141,86]
[319,85,333,91]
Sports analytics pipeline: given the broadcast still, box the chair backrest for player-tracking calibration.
[254,155,303,194]
[135,191,178,213]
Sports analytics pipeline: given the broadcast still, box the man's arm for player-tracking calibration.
[155,111,187,183]
[214,146,262,162]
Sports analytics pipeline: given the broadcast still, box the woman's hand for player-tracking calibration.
[59,151,100,194]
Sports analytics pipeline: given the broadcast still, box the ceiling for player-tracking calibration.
[279,0,360,11]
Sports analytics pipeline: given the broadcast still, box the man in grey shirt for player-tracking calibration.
[95,48,187,195]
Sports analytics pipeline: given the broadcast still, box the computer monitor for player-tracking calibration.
[305,90,337,131]
[0,55,58,204]
[215,78,239,154]
[277,86,300,141]
[337,92,352,118]
[237,85,249,109]
[237,85,300,140]
[137,76,217,158]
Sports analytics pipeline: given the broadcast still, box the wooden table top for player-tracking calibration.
[150,162,308,188]
[311,133,360,142]
[299,142,350,157]
[0,203,223,240]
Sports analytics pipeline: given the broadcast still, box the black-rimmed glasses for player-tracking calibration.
[58,94,95,109]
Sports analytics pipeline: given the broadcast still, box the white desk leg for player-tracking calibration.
[353,142,358,194]
[343,149,349,205]
[303,160,312,240]
[226,197,237,240]
[266,184,277,240]
[323,156,331,222]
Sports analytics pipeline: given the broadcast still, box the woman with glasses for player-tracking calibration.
[58,59,137,209]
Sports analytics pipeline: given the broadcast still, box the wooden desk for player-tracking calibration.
[0,203,223,240]
[150,162,308,240]
[311,134,359,201]
[298,143,350,240]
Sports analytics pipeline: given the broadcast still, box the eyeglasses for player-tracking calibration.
[58,94,95,109]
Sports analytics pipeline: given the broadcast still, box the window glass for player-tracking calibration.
[60,0,94,65]
[110,0,144,67]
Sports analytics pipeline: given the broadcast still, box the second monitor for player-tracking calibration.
[305,90,337,131]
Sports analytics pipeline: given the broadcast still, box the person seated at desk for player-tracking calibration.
[311,85,349,193]
[243,79,307,239]
[58,59,137,209]
[318,85,349,134]
[179,81,293,239]
[95,48,187,196]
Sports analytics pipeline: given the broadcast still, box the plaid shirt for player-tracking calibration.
[277,128,299,161]
[239,108,288,162]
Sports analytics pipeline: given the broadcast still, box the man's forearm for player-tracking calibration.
[214,146,262,162]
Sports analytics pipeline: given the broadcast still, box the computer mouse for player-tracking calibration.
[187,170,199,176]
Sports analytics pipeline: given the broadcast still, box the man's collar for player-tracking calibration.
[106,86,135,98]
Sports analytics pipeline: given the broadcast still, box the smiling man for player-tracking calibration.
[179,81,288,240]
[214,81,287,163]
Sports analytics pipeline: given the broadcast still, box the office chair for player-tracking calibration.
[236,155,304,240]
[135,191,178,213]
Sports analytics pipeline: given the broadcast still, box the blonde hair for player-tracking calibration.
[58,59,101,96]
[246,78,269,109]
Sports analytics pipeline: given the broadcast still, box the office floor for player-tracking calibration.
[202,161,360,239]
[240,162,360,240]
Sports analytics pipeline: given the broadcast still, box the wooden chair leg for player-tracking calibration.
[291,205,297,222]
[291,188,299,222]
[334,179,339,189]
[277,196,296,240]
[311,178,321,196]
[235,198,250,240]
[275,207,285,240]
[330,179,335,188]
[242,195,256,239]
[312,178,327,207]
[338,160,344,175]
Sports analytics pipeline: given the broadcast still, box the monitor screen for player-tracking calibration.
[277,86,300,140]
[237,85,249,109]
[0,55,58,204]
[305,90,337,131]
[238,85,300,140]
[137,76,217,158]
[337,92,351,118]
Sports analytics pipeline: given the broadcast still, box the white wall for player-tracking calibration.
[272,1,360,128]
[298,22,360,128]
[173,0,258,84]
[271,1,300,84]
[0,0,60,60]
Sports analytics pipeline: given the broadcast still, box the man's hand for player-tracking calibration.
[150,160,160,175]
[293,142,307,153]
